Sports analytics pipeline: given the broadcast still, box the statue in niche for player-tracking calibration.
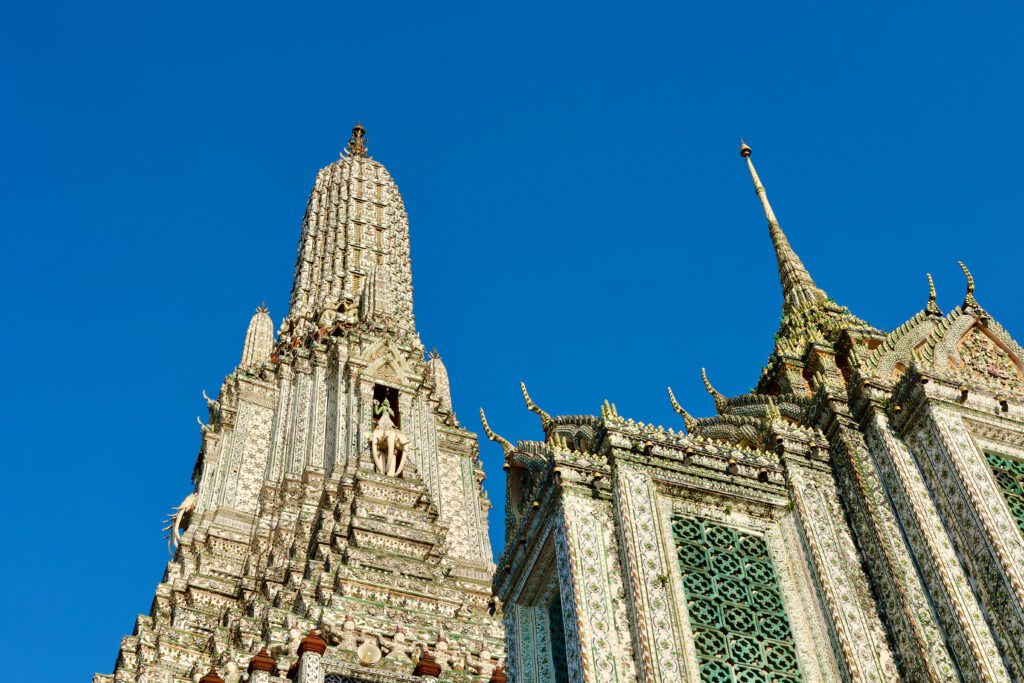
[370,398,409,477]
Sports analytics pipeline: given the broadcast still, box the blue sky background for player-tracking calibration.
[3,1,1023,680]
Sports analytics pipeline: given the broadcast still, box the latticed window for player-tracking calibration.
[671,515,803,683]
[549,591,570,683]
[986,451,1024,535]
[325,675,371,683]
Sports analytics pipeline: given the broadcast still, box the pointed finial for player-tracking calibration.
[958,261,979,310]
[480,408,515,458]
[667,387,698,433]
[520,382,554,430]
[701,368,729,412]
[741,143,828,313]
[925,273,942,316]
[257,301,269,314]
[346,122,368,157]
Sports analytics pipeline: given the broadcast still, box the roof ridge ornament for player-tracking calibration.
[667,387,698,433]
[925,273,942,317]
[701,367,729,412]
[479,408,515,458]
[520,382,554,430]
[740,141,828,313]
[346,122,368,158]
[958,261,980,310]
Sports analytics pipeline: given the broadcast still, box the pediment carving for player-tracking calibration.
[952,325,1023,393]
[358,339,416,387]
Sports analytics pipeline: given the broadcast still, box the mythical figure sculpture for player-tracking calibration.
[369,398,409,477]
[163,491,197,554]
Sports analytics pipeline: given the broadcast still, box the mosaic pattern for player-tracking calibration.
[986,451,1024,536]
[672,515,802,683]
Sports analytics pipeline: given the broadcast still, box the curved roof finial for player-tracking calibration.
[667,387,698,433]
[925,273,942,316]
[520,382,554,430]
[701,368,729,412]
[479,408,514,458]
[346,122,368,158]
[958,261,979,310]
[740,141,828,313]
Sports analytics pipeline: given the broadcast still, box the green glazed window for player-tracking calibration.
[671,515,803,683]
[549,591,570,683]
[985,451,1024,535]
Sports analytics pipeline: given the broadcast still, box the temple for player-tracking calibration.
[98,125,506,683]
[99,130,1024,683]
[488,143,1024,682]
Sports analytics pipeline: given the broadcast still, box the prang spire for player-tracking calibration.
[740,142,828,313]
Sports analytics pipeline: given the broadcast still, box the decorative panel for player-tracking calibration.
[672,515,802,683]
[986,451,1024,536]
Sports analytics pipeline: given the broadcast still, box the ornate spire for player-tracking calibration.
[958,261,980,310]
[240,304,274,368]
[925,273,942,317]
[741,142,828,313]
[428,349,453,413]
[479,408,515,458]
[667,387,698,433]
[520,382,553,430]
[701,367,729,413]
[346,122,368,157]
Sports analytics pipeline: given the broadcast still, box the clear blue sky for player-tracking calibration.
[3,2,1023,680]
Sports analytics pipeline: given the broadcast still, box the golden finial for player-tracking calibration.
[925,273,941,316]
[740,139,752,158]
[701,368,729,413]
[479,408,514,458]
[346,122,368,158]
[957,261,979,309]
[520,382,554,430]
[667,387,698,434]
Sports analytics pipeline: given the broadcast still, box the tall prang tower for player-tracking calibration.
[98,125,507,683]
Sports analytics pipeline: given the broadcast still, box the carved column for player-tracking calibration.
[862,405,1011,681]
[780,446,901,681]
[296,631,327,683]
[545,463,639,683]
[247,649,277,683]
[898,400,1024,678]
[815,395,959,681]
[612,466,687,683]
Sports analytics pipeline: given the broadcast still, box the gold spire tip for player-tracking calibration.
[740,140,752,158]
[346,122,368,157]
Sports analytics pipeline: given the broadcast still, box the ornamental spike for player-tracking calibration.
[667,387,698,434]
[925,273,942,316]
[520,382,554,430]
[479,408,514,458]
[958,261,979,310]
[701,368,729,413]
[740,142,827,313]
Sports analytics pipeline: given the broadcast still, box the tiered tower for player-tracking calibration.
[98,125,506,683]
[490,144,1024,682]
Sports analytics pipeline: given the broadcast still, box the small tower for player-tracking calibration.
[239,303,274,368]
